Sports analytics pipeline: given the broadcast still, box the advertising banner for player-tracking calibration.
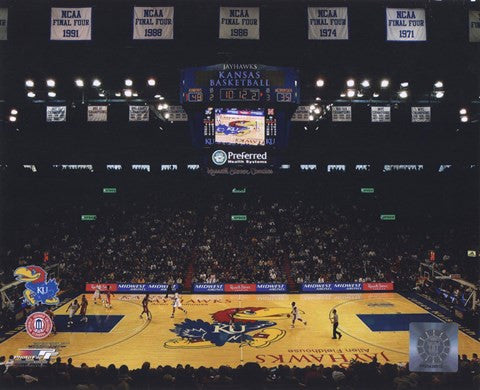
[225,283,256,292]
[85,283,177,293]
[256,284,287,293]
[219,7,259,40]
[85,283,118,292]
[386,8,426,41]
[302,283,370,292]
[308,7,348,40]
[133,7,174,40]
[51,8,92,41]
[193,284,225,293]
[362,282,394,291]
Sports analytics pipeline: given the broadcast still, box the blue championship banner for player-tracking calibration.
[116,283,178,293]
[409,322,458,372]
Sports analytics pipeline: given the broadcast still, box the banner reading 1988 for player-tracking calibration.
[219,7,259,40]
[133,7,174,40]
[51,8,92,41]
[308,7,348,40]
[386,8,426,41]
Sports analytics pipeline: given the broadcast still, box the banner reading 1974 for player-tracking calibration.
[219,7,259,40]
[308,7,348,40]
[51,8,92,41]
[133,7,174,40]
[386,8,426,41]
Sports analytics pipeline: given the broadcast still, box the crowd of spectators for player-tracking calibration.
[1,355,479,389]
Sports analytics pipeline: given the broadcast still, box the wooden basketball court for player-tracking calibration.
[1,293,478,368]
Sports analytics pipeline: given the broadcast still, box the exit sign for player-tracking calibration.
[380,214,396,221]
[231,215,247,221]
[81,215,97,221]
[103,188,117,194]
[232,188,247,194]
[361,188,375,193]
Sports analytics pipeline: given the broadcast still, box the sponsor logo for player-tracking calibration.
[225,283,256,292]
[212,150,228,166]
[85,283,118,292]
[363,282,394,291]
[5,349,59,370]
[14,266,59,306]
[193,284,225,292]
[164,307,289,349]
[25,312,53,339]
[256,284,287,292]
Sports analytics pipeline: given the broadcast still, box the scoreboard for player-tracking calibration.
[181,64,300,105]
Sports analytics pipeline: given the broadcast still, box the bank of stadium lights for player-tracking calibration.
[10,109,18,115]
[27,91,36,98]
[347,89,355,98]
[400,82,409,88]
[133,92,138,97]
[92,79,101,87]
[46,79,55,88]
[98,92,105,97]
[124,89,132,97]
[399,90,408,99]
[435,91,445,99]
[9,115,17,122]
[373,92,380,98]
[460,115,469,123]
[357,92,364,98]
[147,78,156,86]
[459,108,467,115]
[380,79,389,88]
[75,79,84,87]
[434,81,443,89]
[346,79,355,87]
[48,91,56,98]
[316,78,325,87]
[340,92,346,98]
[25,79,34,88]
[308,114,314,121]
[125,79,133,87]
[361,80,370,88]
[460,108,469,122]
[164,112,170,119]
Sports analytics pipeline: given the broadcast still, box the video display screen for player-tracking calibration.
[214,108,265,146]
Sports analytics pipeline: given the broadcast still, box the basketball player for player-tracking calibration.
[104,285,114,309]
[140,294,152,320]
[330,309,342,339]
[290,302,307,328]
[170,292,187,318]
[93,286,101,304]
[79,295,88,323]
[66,299,80,328]
[45,308,56,335]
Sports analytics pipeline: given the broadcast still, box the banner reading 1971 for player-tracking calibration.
[51,8,92,41]
[133,7,174,40]
[386,8,426,41]
[219,7,259,40]
[308,7,348,40]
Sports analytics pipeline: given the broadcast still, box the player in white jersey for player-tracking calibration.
[93,287,101,304]
[290,301,307,328]
[66,299,80,327]
[170,292,187,318]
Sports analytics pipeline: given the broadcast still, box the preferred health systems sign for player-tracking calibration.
[133,7,174,40]
[308,7,348,40]
[51,8,92,41]
[219,7,259,40]
[386,8,426,41]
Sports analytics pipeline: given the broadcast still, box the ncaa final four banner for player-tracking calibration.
[411,107,431,123]
[129,105,149,121]
[371,106,391,122]
[0,8,7,41]
[308,7,348,40]
[46,106,66,122]
[386,8,426,41]
[51,8,92,41]
[469,10,480,43]
[87,106,108,122]
[133,7,174,40]
[219,7,259,40]
[332,106,352,122]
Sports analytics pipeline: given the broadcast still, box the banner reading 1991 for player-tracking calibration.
[386,8,426,41]
[133,7,174,40]
[51,8,92,41]
[219,7,259,40]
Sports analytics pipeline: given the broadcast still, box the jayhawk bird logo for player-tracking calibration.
[164,307,289,349]
[14,266,60,306]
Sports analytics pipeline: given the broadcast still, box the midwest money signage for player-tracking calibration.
[308,7,348,40]
[219,7,259,40]
[386,8,426,41]
[51,8,92,41]
[133,7,174,40]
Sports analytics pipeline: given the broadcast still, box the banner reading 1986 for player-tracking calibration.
[219,7,259,40]
[133,7,174,40]
[308,7,348,40]
[51,8,92,41]
[386,8,426,41]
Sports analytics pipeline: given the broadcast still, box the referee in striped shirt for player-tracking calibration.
[331,309,342,339]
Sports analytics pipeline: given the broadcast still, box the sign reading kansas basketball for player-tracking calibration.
[0,8,8,41]
[87,105,108,122]
[386,8,426,41]
[133,7,174,40]
[46,106,66,122]
[50,8,92,41]
[469,10,480,43]
[219,7,259,40]
[308,7,348,40]
[409,322,458,372]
